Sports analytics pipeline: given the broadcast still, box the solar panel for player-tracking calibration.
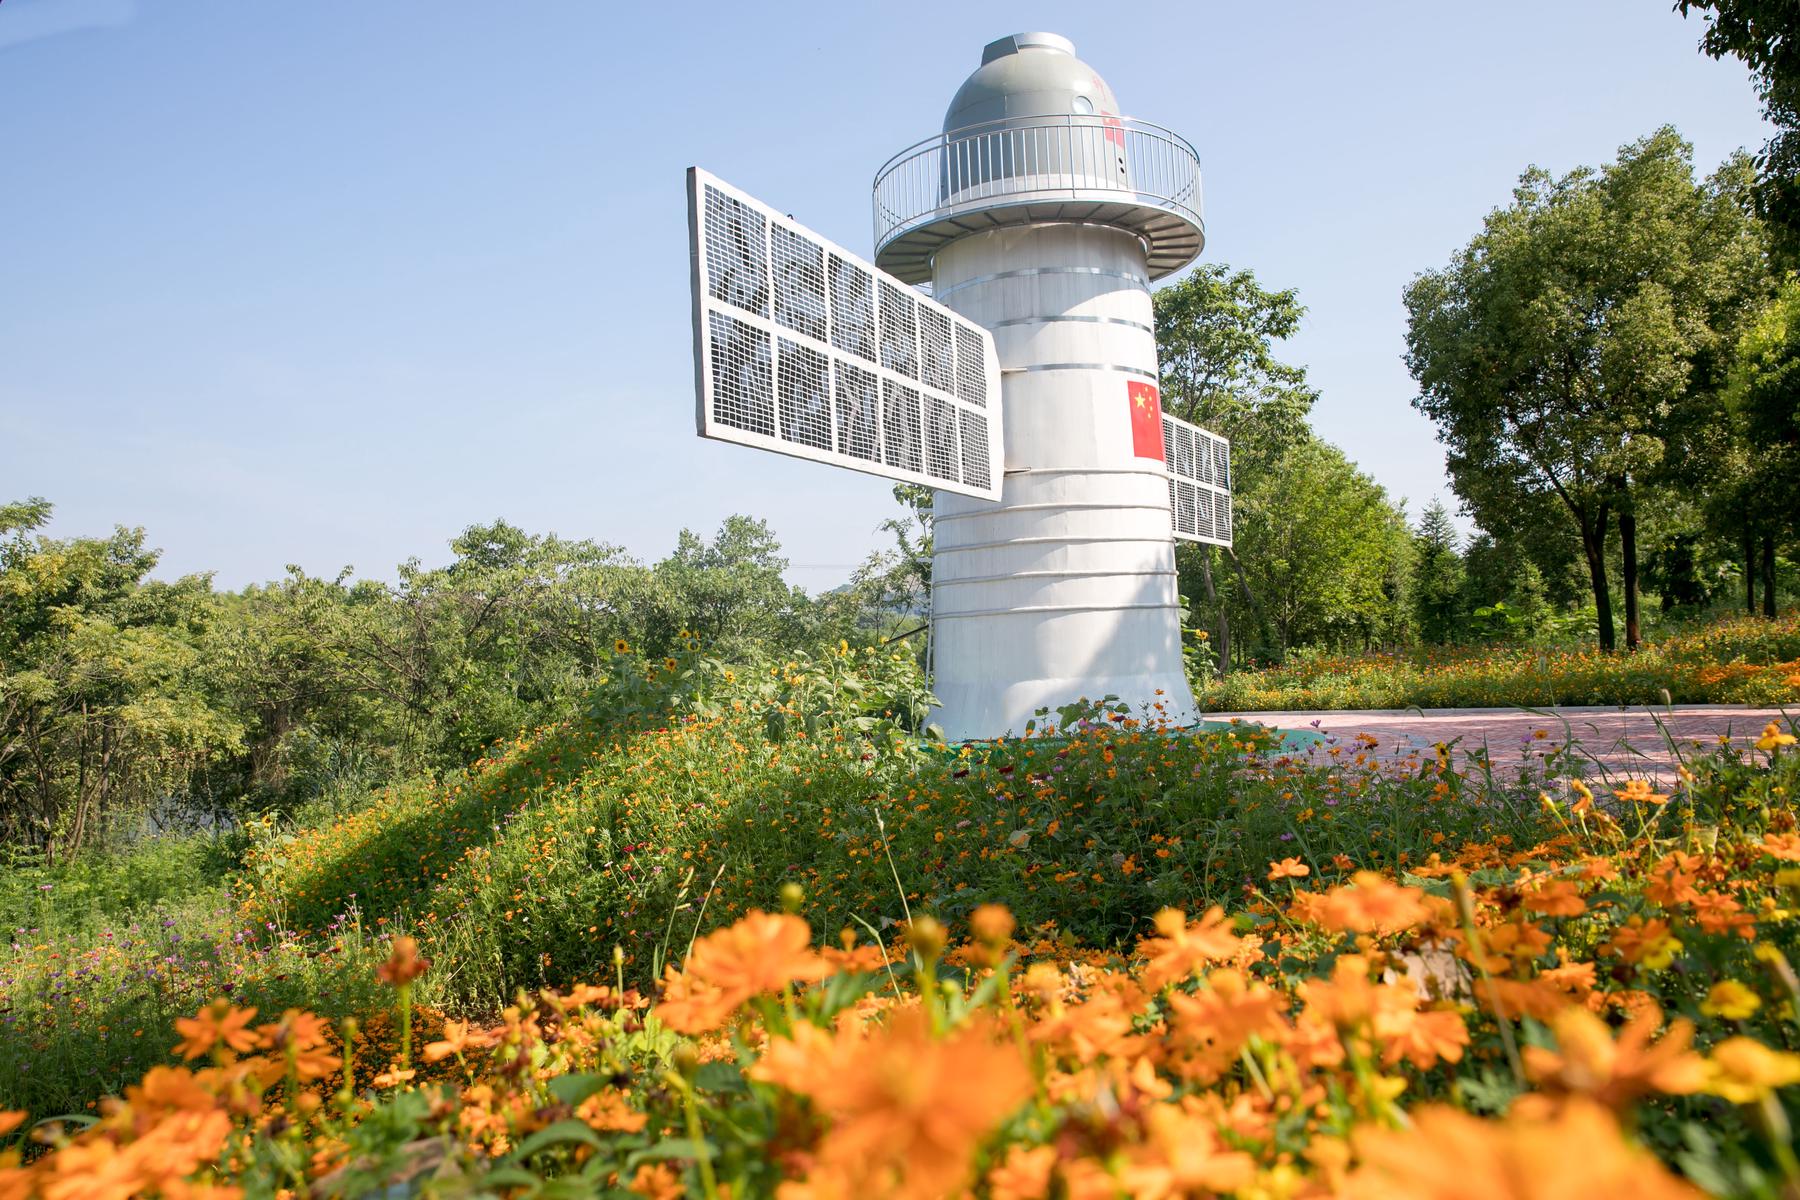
[1161,411,1232,548]
[688,168,1003,500]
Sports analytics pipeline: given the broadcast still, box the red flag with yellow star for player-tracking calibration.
[1127,380,1165,461]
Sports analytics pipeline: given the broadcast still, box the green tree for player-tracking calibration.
[1678,0,1800,263]
[0,500,242,859]
[650,515,812,661]
[1222,438,1412,657]
[1154,263,1319,478]
[1154,263,1321,670]
[1405,128,1768,651]
[1720,278,1800,614]
[1411,500,1466,645]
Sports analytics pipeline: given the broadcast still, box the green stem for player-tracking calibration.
[676,1077,720,1200]
[398,982,413,1071]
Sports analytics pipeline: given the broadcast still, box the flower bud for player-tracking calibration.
[906,915,947,960]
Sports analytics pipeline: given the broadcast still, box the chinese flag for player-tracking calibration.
[1127,380,1165,461]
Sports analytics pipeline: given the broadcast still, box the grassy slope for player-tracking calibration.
[241,707,1561,1014]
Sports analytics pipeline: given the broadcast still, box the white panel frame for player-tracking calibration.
[1161,411,1232,548]
[688,168,1004,501]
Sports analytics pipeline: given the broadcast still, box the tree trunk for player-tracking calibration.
[1619,502,1641,652]
[1198,548,1228,678]
[1763,533,1777,618]
[1227,549,1267,658]
[1744,526,1757,615]
[1581,508,1616,653]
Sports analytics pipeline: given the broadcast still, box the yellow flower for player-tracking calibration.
[1703,1037,1800,1103]
[663,657,679,672]
[613,638,631,654]
[1755,721,1797,752]
[1699,980,1762,1021]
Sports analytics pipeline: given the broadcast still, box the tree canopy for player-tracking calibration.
[1404,127,1769,650]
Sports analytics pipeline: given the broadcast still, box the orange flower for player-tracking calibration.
[1519,879,1586,918]
[1117,1104,1257,1199]
[629,1163,686,1200]
[762,1008,1032,1200]
[577,1091,648,1133]
[970,903,1017,946]
[0,1111,21,1137]
[1760,832,1800,861]
[375,936,430,987]
[1603,917,1682,969]
[1521,1005,1705,1110]
[987,1145,1057,1200]
[1267,856,1311,881]
[654,910,833,1033]
[1165,969,1289,1082]
[1030,983,1145,1065]
[123,1066,219,1118]
[1292,872,1433,935]
[1345,1100,1701,1199]
[1690,891,1755,938]
[254,1009,340,1081]
[422,1019,493,1064]
[1382,1007,1470,1071]
[1613,779,1668,806]
[1136,907,1246,989]
[173,1001,260,1062]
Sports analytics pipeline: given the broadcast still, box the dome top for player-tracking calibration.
[943,32,1121,135]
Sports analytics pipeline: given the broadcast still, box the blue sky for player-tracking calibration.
[0,0,1771,592]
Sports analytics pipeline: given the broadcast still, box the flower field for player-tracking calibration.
[1,635,1797,1197]
[0,719,1797,1197]
[1198,612,1800,712]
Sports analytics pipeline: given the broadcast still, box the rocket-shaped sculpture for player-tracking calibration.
[872,33,1208,741]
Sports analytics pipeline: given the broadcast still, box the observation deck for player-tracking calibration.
[872,114,1205,285]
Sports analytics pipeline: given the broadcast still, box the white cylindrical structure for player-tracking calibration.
[873,33,1206,741]
[930,224,1193,738]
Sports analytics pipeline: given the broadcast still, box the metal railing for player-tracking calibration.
[873,115,1203,251]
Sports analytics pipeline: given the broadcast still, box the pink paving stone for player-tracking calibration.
[1209,704,1796,784]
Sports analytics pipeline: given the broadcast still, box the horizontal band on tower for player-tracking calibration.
[989,314,1154,334]
[932,600,1185,621]
[933,266,1151,298]
[1004,466,1172,478]
[934,534,1176,554]
[932,568,1178,587]
[935,502,1173,523]
[1002,362,1158,379]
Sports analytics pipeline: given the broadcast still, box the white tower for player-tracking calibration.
[872,33,1209,740]
[686,33,1228,743]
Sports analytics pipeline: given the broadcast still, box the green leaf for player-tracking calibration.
[692,1061,747,1093]
[511,1119,605,1160]
[476,1166,545,1193]
[546,1072,608,1107]
[624,1138,714,1170]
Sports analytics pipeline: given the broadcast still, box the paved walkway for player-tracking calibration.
[1210,705,1795,783]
